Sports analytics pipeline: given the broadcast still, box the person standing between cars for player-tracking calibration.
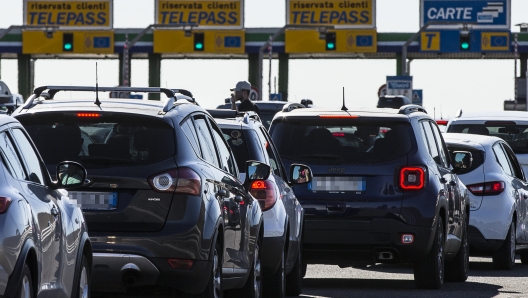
[231,81,261,117]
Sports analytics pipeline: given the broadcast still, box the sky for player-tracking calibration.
[1,0,528,118]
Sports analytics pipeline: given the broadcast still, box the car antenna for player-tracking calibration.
[341,87,348,111]
[94,62,101,107]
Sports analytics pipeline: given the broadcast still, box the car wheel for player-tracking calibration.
[492,221,516,270]
[264,246,285,298]
[190,241,223,298]
[520,250,528,264]
[15,263,33,298]
[414,218,444,289]
[230,238,262,298]
[445,217,469,282]
[75,255,91,298]
[285,244,303,296]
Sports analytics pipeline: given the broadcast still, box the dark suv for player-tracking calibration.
[269,105,471,289]
[13,86,265,297]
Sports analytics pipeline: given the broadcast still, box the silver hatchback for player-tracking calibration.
[0,116,92,297]
[444,133,528,270]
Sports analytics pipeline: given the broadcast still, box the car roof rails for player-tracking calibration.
[22,86,195,112]
[242,111,261,124]
[398,104,427,115]
[282,102,306,112]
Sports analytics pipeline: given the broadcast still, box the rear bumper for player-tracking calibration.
[469,195,513,241]
[302,217,435,265]
[261,235,285,277]
[468,226,503,253]
[91,253,211,294]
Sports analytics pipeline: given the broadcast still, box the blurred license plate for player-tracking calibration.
[69,192,118,210]
[310,177,366,192]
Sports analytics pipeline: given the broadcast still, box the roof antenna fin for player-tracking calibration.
[341,87,348,111]
[94,62,101,107]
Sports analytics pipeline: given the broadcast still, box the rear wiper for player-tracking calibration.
[80,157,138,165]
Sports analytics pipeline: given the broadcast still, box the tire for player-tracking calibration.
[74,255,91,298]
[520,250,528,264]
[192,241,223,298]
[263,247,285,298]
[492,221,516,270]
[285,244,303,296]
[15,263,33,298]
[230,238,262,298]
[445,217,469,282]
[414,218,444,289]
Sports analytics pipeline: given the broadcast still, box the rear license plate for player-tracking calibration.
[69,192,118,210]
[309,177,366,192]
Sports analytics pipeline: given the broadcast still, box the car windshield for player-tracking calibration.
[17,113,176,168]
[271,119,413,163]
[448,123,528,154]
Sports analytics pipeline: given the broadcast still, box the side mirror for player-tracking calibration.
[56,161,87,189]
[245,160,271,181]
[452,151,473,172]
[290,164,313,185]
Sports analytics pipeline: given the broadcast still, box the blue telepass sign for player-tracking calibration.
[421,0,510,29]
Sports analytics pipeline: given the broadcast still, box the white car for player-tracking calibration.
[446,110,528,174]
[444,133,528,269]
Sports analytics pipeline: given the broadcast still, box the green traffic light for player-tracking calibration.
[461,42,469,50]
[64,43,72,51]
[195,43,203,50]
[327,42,335,50]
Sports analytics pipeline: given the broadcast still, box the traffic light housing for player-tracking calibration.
[194,32,204,51]
[63,33,74,52]
[460,31,471,51]
[325,32,336,51]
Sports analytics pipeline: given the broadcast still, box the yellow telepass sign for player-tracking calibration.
[156,0,244,29]
[23,30,114,54]
[24,0,113,29]
[154,30,245,53]
[421,31,440,51]
[287,0,375,29]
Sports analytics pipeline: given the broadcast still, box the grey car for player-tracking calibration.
[0,115,92,298]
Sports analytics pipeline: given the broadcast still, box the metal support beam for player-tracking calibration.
[248,53,259,87]
[148,53,161,101]
[278,53,289,101]
[119,52,131,87]
[17,54,32,99]
[396,53,402,76]
[521,53,527,78]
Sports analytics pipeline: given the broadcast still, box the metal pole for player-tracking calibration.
[515,33,518,105]
[268,36,272,101]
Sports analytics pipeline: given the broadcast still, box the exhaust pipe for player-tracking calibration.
[121,263,141,286]
[378,252,394,260]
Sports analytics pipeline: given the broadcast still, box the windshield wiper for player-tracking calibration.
[80,157,138,165]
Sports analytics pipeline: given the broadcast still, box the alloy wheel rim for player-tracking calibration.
[253,243,262,298]
[213,248,222,298]
[280,251,285,296]
[79,265,89,298]
[20,275,30,298]
[463,224,469,274]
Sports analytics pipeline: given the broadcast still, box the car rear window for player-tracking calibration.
[445,144,485,175]
[17,113,176,167]
[270,119,413,163]
[221,128,267,172]
[448,123,528,154]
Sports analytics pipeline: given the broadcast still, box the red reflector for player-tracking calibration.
[436,120,448,125]
[167,258,194,270]
[332,132,345,137]
[402,234,414,244]
[77,113,100,117]
[467,181,505,196]
[251,181,266,189]
[399,167,425,190]
[319,115,360,119]
[0,197,12,214]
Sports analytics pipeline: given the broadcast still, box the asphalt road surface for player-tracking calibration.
[93,256,528,298]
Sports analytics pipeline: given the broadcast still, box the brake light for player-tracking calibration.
[167,258,194,270]
[332,132,345,137]
[319,115,360,119]
[250,180,277,211]
[467,181,505,196]
[436,120,448,125]
[148,168,201,195]
[0,197,12,214]
[399,167,426,190]
[77,113,101,117]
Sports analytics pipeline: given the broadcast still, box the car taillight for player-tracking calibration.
[250,180,277,211]
[0,197,12,214]
[167,258,194,270]
[467,181,505,196]
[399,167,426,190]
[148,168,201,196]
[436,120,448,125]
[77,113,101,117]
[332,132,345,137]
